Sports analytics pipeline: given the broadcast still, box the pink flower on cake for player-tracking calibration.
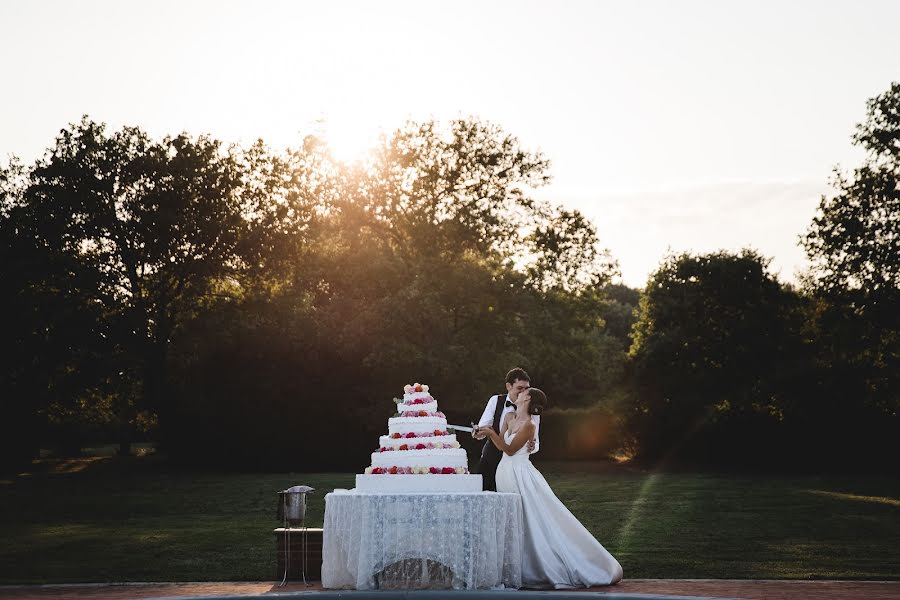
[405,432,416,438]
[441,467,455,474]
[400,410,442,417]
[429,467,439,474]
[372,467,383,474]
[415,443,426,449]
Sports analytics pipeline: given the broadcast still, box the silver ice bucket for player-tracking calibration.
[277,485,314,526]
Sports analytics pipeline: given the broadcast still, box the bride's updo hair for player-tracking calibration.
[526,388,548,415]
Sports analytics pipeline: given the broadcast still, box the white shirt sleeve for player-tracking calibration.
[530,414,541,454]
[478,395,499,428]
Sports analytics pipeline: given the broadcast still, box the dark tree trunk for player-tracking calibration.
[143,301,173,452]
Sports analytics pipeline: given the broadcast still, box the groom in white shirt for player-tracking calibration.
[473,367,540,491]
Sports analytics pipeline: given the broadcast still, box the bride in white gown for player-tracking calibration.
[478,387,623,588]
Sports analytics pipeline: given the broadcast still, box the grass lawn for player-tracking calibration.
[1,454,898,584]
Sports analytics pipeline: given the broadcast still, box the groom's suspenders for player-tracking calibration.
[481,393,508,461]
[479,393,506,462]
[492,393,506,431]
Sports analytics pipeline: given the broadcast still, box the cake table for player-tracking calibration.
[321,489,523,590]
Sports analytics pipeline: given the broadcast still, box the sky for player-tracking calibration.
[2,0,899,287]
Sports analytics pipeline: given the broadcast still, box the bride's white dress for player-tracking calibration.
[495,427,624,588]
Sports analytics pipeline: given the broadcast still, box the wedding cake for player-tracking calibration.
[355,383,483,492]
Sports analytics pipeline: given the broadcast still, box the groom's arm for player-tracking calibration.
[529,415,541,454]
[477,395,498,429]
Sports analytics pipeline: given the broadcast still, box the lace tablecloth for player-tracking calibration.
[322,490,523,590]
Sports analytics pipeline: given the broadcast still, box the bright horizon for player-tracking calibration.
[2,0,899,287]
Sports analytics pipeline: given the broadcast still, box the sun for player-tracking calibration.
[320,118,381,164]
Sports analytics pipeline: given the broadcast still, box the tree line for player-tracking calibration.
[1,84,897,473]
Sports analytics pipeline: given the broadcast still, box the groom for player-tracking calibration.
[473,367,540,491]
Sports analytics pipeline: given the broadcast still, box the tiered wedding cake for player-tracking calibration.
[355,383,483,492]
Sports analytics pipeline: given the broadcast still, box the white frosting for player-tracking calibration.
[379,434,457,448]
[371,448,468,468]
[388,416,447,434]
[395,400,438,413]
[402,391,433,403]
[355,473,483,493]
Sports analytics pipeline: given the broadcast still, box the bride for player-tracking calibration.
[476,387,624,588]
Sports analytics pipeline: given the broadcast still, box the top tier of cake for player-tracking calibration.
[384,385,449,440]
[395,389,438,414]
[397,382,437,407]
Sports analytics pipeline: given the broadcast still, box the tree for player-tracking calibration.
[1,157,109,466]
[596,283,641,350]
[627,250,804,466]
[330,118,620,405]
[802,82,900,298]
[15,117,284,450]
[800,83,900,456]
[353,118,616,292]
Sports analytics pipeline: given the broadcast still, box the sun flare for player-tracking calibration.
[320,119,381,164]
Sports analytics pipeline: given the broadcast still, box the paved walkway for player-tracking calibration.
[1,580,898,600]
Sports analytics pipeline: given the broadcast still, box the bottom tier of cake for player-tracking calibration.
[355,473,483,493]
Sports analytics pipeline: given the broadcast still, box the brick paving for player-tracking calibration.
[0,580,898,600]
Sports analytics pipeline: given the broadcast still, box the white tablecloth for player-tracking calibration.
[322,490,523,590]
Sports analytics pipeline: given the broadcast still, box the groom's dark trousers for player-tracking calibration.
[477,392,506,491]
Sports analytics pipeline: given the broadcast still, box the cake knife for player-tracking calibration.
[446,424,475,433]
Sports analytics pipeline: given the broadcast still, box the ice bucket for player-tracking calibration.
[277,485,314,526]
